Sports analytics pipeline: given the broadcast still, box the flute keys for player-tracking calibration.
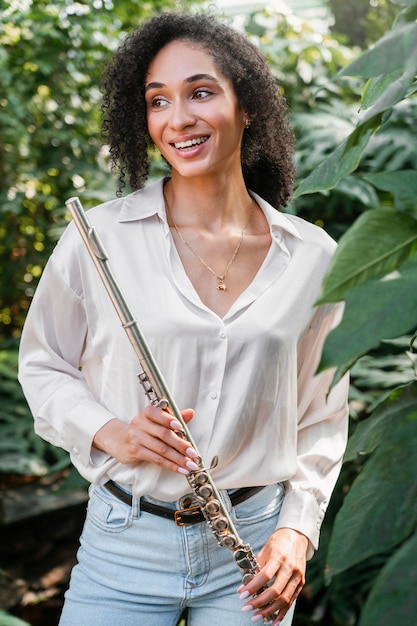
[241,573,255,585]
[234,553,254,571]
[212,516,228,532]
[203,500,220,515]
[195,472,209,485]
[220,534,238,549]
[198,484,213,498]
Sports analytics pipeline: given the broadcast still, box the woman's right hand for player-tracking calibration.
[93,406,198,475]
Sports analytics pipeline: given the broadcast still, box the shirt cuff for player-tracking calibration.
[275,488,327,560]
[61,399,116,469]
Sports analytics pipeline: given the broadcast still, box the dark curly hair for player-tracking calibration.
[101,12,295,208]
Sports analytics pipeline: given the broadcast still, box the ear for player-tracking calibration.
[243,112,256,129]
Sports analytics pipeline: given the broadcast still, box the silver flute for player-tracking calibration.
[65,196,273,624]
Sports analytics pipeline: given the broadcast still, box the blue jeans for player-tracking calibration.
[59,483,295,626]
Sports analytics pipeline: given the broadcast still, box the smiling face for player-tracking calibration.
[145,40,247,181]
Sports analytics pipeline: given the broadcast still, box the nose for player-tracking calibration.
[169,98,196,129]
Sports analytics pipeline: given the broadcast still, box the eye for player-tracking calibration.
[193,88,212,100]
[149,96,169,109]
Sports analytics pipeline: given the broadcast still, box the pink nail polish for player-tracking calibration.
[186,447,198,458]
[239,591,250,600]
[251,615,263,623]
[178,467,189,475]
[241,605,253,613]
[186,460,199,471]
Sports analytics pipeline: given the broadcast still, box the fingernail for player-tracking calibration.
[186,447,198,458]
[241,605,253,613]
[237,585,244,593]
[178,467,189,475]
[239,591,250,600]
[251,615,263,622]
[186,460,199,471]
[170,420,182,430]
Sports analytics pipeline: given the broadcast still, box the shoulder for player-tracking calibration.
[60,178,165,242]
[52,179,165,272]
[84,178,165,226]
[283,213,337,254]
[252,191,337,256]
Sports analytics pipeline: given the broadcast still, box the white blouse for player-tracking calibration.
[18,178,349,554]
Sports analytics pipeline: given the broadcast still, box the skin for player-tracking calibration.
[93,40,308,624]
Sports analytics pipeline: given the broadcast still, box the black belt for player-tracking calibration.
[103,480,265,526]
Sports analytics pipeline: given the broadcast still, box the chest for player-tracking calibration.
[171,229,273,318]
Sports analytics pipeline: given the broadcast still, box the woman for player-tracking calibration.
[18,12,349,626]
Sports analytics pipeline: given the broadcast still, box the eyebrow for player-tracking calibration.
[145,73,219,92]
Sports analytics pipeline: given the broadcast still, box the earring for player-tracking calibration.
[244,118,251,129]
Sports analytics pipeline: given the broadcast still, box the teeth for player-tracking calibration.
[174,136,209,149]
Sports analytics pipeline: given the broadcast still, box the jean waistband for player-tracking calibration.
[103,481,265,526]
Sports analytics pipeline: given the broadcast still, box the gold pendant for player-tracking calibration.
[217,280,227,291]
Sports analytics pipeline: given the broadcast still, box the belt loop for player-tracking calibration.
[132,493,140,519]
[221,489,232,513]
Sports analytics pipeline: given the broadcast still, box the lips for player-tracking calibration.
[172,135,209,150]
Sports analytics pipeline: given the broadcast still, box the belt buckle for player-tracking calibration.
[174,504,201,526]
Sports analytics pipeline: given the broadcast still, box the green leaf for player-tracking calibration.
[326,419,417,581]
[338,22,417,77]
[317,208,417,304]
[361,70,413,123]
[344,381,417,462]
[293,116,381,198]
[361,70,404,109]
[319,257,417,371]
[362,170,417,213]
[358,534,417,626]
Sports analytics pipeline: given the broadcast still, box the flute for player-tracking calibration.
[65,196,273,624]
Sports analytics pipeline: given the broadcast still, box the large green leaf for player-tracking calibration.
[338,22,417,77]
[318,257,417,371]
[317,208,417,304]
[361,70,414,123]
[362,170,417,213]
[326,419,417,581]
[361,70,404,109]
[344,381,417,462]
[358,534,417,626]
[293,116,381,197]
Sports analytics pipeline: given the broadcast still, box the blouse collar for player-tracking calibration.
[117,177,303,241]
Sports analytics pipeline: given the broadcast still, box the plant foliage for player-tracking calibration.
[0,0,195,339]
[289,1,417,624]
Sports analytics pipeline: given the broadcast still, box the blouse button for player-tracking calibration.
[209,391,218,400]
[219,331,226,339]
[71,445,79,455]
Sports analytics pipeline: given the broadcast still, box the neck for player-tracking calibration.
[165,172,253,231]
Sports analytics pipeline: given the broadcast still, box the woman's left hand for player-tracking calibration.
[237,528,308,624]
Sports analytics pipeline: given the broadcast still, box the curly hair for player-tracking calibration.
[101,12,295,208]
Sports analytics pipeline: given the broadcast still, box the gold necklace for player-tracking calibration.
[164,191,254,292]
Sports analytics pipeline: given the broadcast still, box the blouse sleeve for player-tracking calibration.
[276,302,349,559]
[18,252,116,482]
